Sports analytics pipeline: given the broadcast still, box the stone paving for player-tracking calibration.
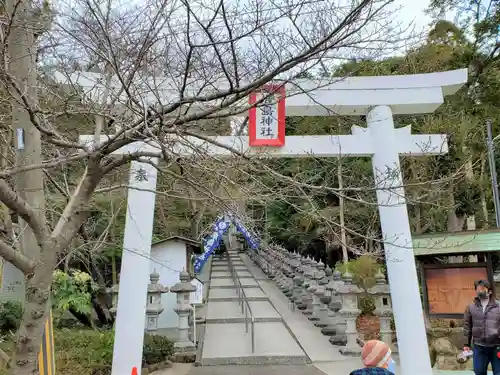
[151,357,480,375]
[188,364,328,375]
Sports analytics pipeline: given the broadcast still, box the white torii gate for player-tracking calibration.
[57,68,467,375]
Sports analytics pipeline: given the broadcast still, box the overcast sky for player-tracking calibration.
[395,0,457,36]
[398,0,433,33]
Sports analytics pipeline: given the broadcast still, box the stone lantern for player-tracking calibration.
[145,270,168,332]
[371,268,393,349]
[170,270,197,354]
[338,270,362,355]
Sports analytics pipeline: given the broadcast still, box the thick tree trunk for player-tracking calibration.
[480,154,489,227]
[7,0,46,305]
[11,242,57,375]
[10,167,102,375]
[447,193,466,232]
[464,144,476,230]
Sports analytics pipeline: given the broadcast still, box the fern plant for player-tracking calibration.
[52,269,98,315]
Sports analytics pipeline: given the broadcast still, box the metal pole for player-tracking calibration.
[487,120,500,227]
[193,307,197,346]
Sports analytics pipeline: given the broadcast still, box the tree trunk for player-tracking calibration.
[338,161,348,264]
[480,154,489,227]
[69,307,93,328]
[7,0,45,280]
[464,144,476,230]
[414,203,422,234]
[11,242,57,375]
[11,166,102,374]
[447,193,465,232]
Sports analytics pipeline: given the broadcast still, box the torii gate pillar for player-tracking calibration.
[366,105,430,373]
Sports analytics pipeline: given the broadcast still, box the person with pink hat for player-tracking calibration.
[349,340,396,375]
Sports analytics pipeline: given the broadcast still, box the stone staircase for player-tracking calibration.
[199,250,309,365]
[197,249,349,366]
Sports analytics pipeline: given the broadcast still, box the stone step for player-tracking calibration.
[206,300,281,321]
[212,264,247,269]
[210,284,261,290]
[210,278,259,289]
[208,288,268,300]
[201,355,308,366]
[205,317,283,323]
[201,322,309,365]
[189,364,328,375]
[211,270,253,278]
[211,275,254,279]
[212,262,245,267]
[207,296,269,302]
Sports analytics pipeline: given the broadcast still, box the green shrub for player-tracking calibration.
[336,255,384,316]
[55,328,174,375]
[358,295,376,315]
[0,300,23,334]
[336,254,384,291]
[143,335,174,365]
[55,329,114,375]
[52,269,97,315]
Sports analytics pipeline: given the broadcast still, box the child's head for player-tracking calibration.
[361,340,392,368]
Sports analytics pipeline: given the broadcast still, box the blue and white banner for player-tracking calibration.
[193,215,260,273]
[193,216,230,273]
[233,217,259,249]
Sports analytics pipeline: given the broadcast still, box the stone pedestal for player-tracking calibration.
[170,270,197,358]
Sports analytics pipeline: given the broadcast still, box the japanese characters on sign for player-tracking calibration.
[249,84,285,147]
[189,278,204,305]
[134,167,148,182]
[259,95,276,139]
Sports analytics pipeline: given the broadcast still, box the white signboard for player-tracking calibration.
[256,94,278,140]
[190,278,204,305]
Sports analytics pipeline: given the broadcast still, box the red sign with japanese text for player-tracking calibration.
[248,84,286,147]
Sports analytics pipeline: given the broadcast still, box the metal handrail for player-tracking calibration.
[226,251,255,353]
